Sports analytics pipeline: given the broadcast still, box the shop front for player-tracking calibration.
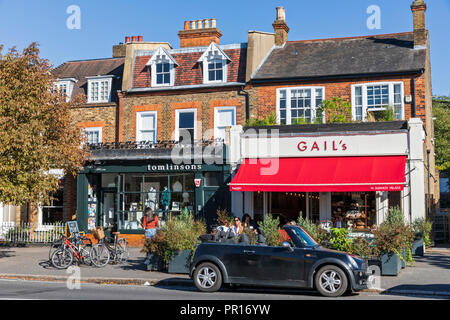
[76,142,231,243]
[229,119,426,231]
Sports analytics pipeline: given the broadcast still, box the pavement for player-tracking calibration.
[1,244,450,299]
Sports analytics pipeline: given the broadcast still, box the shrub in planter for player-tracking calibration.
[328,228,352,252]
[258,214,282,247]
[142,212,206,273]
[296,216,329,246]
[349,237,373,259]
[412,218,432,248]
[373,223,405,276]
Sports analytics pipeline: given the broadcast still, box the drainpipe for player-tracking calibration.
[238,86,250,122]
[411,77,416,118]
[427,149,431,219]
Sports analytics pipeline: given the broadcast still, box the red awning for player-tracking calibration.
[229,156,407,192]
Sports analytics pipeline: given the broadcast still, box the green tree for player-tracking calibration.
[433,96,450,175]
[0,43,88,211]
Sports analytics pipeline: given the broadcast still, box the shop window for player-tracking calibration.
[113,173,195,231]
[204,172,221,187]
[331,192,376,231]
[388,191,402,210]
[270,192,306,225]
[253,192,264,223]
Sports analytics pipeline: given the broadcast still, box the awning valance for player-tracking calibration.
[229,156,407,192]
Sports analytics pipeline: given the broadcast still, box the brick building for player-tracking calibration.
[228,2,437,227]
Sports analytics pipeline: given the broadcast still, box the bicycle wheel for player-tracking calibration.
[90,243,110,267]
[49,239,63,261]
[51,247,73,269]
[117,239,129,263]
[79,242,93,266]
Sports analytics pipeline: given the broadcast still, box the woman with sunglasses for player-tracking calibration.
[232,216,244,235]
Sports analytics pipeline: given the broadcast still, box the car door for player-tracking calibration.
[257,245,306,286]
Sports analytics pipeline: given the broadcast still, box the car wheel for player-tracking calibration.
[315,265,348,297]
[193,262,222,293]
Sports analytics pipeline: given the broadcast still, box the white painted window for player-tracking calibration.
[175,109,197,144]
[198,42,230,84]
[136,111,157,142]
[87,76,113,103]
[53,79,76,102]
[352,82,404,121]
[277,87,325,125]
[146,47,178,87]
[84,127,102,144]
[214,107,236,141]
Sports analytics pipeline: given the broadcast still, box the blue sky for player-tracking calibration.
[0,0,449,96]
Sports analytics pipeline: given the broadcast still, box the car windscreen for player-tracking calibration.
[288,227,319,247]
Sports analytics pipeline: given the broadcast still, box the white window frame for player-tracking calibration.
[146,47,178,88]
[84,127,103,144]
[175,108,198,143]
[198,42,230,85]
[86,76,113,104]
[214,106,237,140]
[53,78,76,102]
[136,111,158,143]
[351,82,405,121]
[276,87,326,125]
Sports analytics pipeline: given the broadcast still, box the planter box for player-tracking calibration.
[380,252,401,276]
[168,250,192,274]
[146,253,165,272]
[401,248,406,269]
[411,238,424,256]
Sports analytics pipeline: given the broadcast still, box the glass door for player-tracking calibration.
[100,189,117,229]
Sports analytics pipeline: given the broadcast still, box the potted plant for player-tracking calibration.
[373,223,403,276]
[142,210,206,274]
[412,218,432,256]
[258,214,282,246]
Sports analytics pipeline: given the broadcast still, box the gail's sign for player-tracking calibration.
[242,132,408,158]
[298,140,347,152]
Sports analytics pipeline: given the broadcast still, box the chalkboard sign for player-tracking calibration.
[66,221,79,234]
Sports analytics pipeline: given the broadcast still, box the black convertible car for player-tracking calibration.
[190,225,369,297]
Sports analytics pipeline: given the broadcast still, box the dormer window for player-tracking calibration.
[198,42,231,84]
[53,78,77,102]
[146,47,178,87]
[86,75,113,103]
[156,61,171,85]
[208,59,223,82]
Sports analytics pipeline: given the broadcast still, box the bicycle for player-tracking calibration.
[49,231,92,261]
[90,232,129,267]
[50,234,94,269]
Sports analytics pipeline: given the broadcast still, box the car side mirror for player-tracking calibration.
[281,241,294,252]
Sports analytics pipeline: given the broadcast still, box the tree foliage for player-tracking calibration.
[433,96,450,173]
[0,43,88,206]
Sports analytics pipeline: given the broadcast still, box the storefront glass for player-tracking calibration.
[331,192,376,231]
[94,173,196,231]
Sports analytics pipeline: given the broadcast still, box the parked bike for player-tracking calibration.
[90,229,129,267]
[50,234,93,269]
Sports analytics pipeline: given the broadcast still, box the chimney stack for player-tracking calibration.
[178,18,222,48]
[411,0,427,49]
[273,7,289,46]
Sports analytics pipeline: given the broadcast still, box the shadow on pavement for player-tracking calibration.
[0,250,15,259]
[415,254,450,270]
[382,284,450,296]
[118,258,148,271]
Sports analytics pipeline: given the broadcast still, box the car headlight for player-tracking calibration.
[348,255,360,269]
